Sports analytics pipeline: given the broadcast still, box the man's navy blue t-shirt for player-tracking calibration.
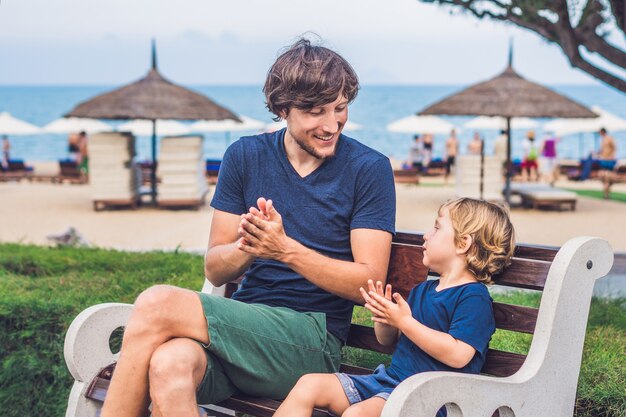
[387,280,495,381]
[210,129,396,342]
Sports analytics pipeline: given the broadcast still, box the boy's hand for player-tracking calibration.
[359,280,392,318]
[361,282,412,329]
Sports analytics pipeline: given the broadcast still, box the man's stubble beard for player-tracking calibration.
[292,134,336,160]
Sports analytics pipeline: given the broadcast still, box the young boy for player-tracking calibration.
[273,197,516,417]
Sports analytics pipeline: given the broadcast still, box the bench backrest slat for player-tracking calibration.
[492,302,538,334]
[492,258,551,290]
[482,349,527,377]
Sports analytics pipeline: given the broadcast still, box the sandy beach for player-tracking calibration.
[2,163,626,253]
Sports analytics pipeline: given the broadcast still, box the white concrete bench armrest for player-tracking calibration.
[201,278,226,296]
[383,372,522,417]
[64,303,134,383]
[64,303,133,417]
[384,236,613,417]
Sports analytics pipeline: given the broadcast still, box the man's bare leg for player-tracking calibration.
[101,285,210,417]
[149,338,208,417]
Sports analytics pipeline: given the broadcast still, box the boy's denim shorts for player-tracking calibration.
[194,292,343,405]
[335,364,399,404]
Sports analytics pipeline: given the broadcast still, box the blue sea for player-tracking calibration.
[1,84,625,163]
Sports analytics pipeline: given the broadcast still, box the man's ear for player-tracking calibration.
[457,234,473,255]
[279,109,289,120]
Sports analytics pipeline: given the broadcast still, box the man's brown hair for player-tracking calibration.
[263,38,359,121]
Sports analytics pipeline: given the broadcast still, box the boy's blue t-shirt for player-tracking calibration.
[210,129,396,342]
[387,280,496,381]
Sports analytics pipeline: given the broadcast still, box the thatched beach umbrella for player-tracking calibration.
[419,47,596,203]
[65,40,240,203]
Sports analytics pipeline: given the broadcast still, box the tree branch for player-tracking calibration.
[420,0,626,93]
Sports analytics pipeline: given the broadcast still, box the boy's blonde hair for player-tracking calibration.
[440,198,516,285]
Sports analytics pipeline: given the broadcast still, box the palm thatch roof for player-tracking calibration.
[419,66,596,119]
[66,68,240,121]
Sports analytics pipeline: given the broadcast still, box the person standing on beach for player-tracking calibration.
[444,129,459,182]
[100,38,396,417]
[77,131,89,176]
[598,128,617,170]
[67,132,80,161]
[521,131,539,182]
[408,134,424,171]
[2,135,10,167]
[539,132,558,185]
[422,133,434,169]
[467,132,483,156]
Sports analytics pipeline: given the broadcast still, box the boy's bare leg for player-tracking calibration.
[101,285,211,417]
[273,374,350,417]
[341,397,387,417]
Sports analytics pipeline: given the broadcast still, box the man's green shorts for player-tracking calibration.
[195,292,343,405]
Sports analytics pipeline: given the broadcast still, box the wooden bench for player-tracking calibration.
[64,232,613,417]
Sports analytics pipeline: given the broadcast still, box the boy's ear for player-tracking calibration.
[456,234,473,255]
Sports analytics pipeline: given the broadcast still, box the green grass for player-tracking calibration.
[1,244,624,417]
[566,188,626,202]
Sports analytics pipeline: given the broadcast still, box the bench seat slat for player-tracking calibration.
[216,396,334,417]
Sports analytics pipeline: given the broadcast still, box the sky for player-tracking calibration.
[0,0,624,86]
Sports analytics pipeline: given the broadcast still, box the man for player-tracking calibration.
[101,39,396,417]
[598,127,617,169]
[408,134,424,171]
[444,129,459,182]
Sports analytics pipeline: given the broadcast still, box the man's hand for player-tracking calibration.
[238,198,293,261]
[360,280,413,330]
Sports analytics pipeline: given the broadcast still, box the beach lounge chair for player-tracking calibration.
[393,168,420,184]
[0,162,24,182]
[89,132,141,211]
[205,159,221,184]
[2,159,34,181]
[57,160,85,184]
[455,155,504,202]
[510,183,577,211]
[157,135,208,209]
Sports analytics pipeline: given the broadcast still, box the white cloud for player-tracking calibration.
[0,0,613,85]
